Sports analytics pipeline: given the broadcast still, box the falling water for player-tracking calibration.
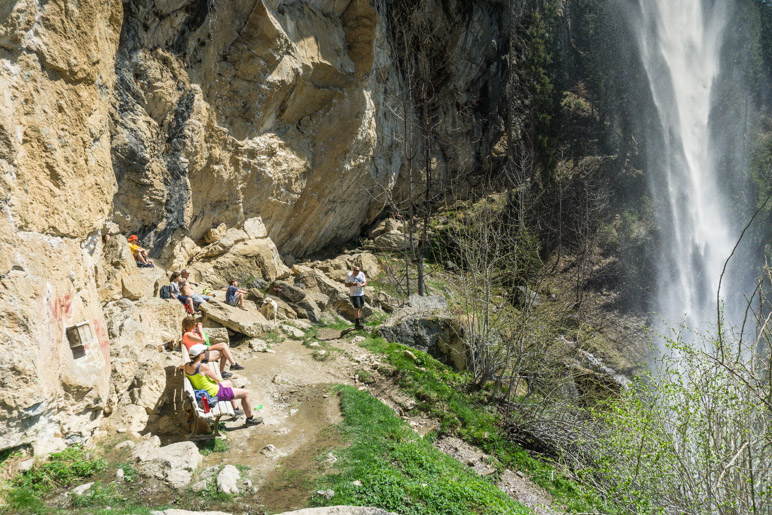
[634,0,735,334]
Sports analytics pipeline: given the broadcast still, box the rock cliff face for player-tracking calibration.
[112,0,398,257]
[0,0,506,452]
[0,0,123,453]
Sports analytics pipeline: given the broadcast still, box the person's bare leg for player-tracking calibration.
[186,298,195,312]
[238,293,244,308]
[232,388,253,418]
[134,251,148,264]
[210,342,236,366]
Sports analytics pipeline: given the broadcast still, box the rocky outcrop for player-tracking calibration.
[111,0,398,258]
[131,437,202,489]
[200,299,273,338]
[378,295,466,370]
[101,297,183,432]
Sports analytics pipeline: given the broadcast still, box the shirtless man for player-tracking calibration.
[179,280,213,310]
[180,269,214,306]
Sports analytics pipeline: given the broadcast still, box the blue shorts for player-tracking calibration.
[192,294,212,305]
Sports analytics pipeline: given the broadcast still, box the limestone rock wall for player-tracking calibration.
[112,0,401,257]
[110,0,506,258]
[0,0,123,453]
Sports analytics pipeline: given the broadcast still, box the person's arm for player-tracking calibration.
[199,362,220,382]
[185,330,206,344]
[359,275,367,287]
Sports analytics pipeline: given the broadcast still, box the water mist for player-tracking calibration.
[633,0,738,337]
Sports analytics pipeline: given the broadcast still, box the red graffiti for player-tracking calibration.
[48,294,73,321]
[91,318,111,370]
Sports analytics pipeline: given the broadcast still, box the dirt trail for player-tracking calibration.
[202,332,561,514]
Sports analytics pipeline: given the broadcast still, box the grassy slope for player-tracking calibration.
[311,385,532,514]
[351,335,610,513]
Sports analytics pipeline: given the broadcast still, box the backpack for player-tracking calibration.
[159,285,172,299]
[194,389,218,409]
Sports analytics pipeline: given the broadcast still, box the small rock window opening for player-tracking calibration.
[66,322,95,359]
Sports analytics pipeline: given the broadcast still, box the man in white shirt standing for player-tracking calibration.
[345,265,367,330]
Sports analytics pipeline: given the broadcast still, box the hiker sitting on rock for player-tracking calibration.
[226,278,248,309]
[179,280,213,310]
[181,316,244,378]
[181,269,214,306]
[127,235,154,268]
[183,343,262,426]
[345,265,367,330]
[170,272,195,312]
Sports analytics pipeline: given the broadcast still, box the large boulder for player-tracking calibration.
[310,253,380,282]
[200,299,273,338]
[196,238,291,288]
[196,228,250,259]
[271,281,326,322]
[372,231,408,251]
[377,295,466,370]
[131,438,202,489]
[204,224,227,244]
[243,216,268,239]
[158,229,201,272]
[102,298,183,432]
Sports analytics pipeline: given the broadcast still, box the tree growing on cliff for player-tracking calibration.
[378,0,459,297]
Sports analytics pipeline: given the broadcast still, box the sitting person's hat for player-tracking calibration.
[128,235,139,241]
[188,344,207,358]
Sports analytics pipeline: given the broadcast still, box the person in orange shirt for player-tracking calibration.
[181,317,244,378]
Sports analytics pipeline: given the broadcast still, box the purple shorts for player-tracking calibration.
[217,384,234,401]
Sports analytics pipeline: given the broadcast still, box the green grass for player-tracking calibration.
[356,336,609,513]
[262,330,283,343]
[70,483,126,508]
[119,463,138,483]
[317,316,352,331]
[312,385,532,514]
[3,445,104,513]
[198,438,230,455]
[12,446,104,494]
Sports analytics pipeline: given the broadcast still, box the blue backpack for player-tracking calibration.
[194,389,218,409]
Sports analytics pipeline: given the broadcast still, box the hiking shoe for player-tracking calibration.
[355,320,363,330]
[231,363,245,371]
[245,416,263,426]
[231,408,245,420]
[221,371,233,379]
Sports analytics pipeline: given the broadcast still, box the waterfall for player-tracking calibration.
[634,0,735,334]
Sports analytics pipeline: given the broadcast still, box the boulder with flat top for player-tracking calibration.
[200,299,273,337]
